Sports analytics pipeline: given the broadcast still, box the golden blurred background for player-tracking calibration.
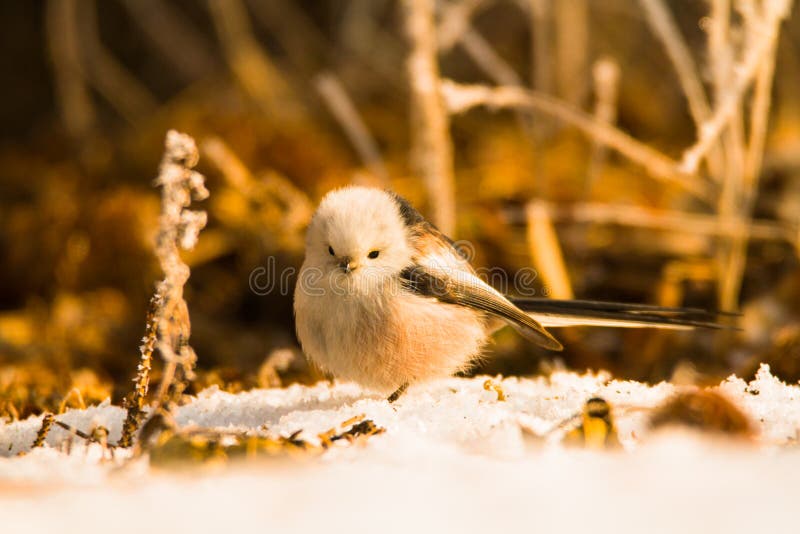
[1,0,799,420]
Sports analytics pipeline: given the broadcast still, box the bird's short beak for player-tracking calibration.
[338,256,354,273]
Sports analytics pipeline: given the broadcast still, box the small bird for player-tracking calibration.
[294,187,727,401]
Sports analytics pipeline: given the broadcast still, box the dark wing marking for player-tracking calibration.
[386,190,472,262]
[387,191,426,228]
[400,265,563,351]
[511,298,737,330]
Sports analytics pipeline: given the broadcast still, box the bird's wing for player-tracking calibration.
[511,298,736,329]
[400,264,563,351]
[392,197,563,350]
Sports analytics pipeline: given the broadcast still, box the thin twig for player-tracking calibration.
[458,29,522,86]
[504,201,797,244]
[587,58,620,183]
[246,0,329,76]
[32,413,55,449]
[717,1,787,309]
[315,73,390,186]
[743,6,781,195]
[120,0,219,81]
[526,201,573,299]
[441,80,713,200]
[711,0,747,310]
[77,0,157,123]
[637,0,724,180]
[438,0,487,51]
[118,292,162,448]
[45,0,95,137]
[207,0,295,117]
[678,1,792,174]
[54,420,115,450]
[528,0,552,95]
[554,0,589,107]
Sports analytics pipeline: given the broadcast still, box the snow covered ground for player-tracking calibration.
[2,365,800,533]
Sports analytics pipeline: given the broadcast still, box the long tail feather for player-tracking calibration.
[510,298,737,330]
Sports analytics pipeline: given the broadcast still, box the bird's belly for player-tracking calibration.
[296,290,488,393]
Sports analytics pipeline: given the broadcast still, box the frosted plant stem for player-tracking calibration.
[679,1,792,174]
[130,131,208,448]
[638,0,724,181]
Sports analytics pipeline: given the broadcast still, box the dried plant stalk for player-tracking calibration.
[554,0,588,107]
[118,292,162,448]
[704,0,791,309]
[120,130,207,448]
[45,0,95,138]
[403,0,457,235]
[526,201,573,299]
[528,0,552,95]
[315,73,390,186]
[120,0,217,81]
[587,58,620,183]
[459,29,522,86]
[437,0,487,51]
[679,1,791,174]
[32,413,55,449]
[75,0,156,124]
[507,201,797,244]
[637,0,723,180]
[208,0,294,117]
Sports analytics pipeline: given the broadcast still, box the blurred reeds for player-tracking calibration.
[1,0,799,421]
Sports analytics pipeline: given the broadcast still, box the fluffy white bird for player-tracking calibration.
[294,187,726,401]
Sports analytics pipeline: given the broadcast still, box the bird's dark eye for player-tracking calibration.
[367,250,380,259]
[328,246,335,256]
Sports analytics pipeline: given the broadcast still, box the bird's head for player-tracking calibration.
[303,187,415,293]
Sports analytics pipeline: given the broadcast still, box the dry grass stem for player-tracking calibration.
[526,201,574,299]
[120,0,218,81]
[31,413,55,449]
[638,0,724,180]
[527,0,552,96]
[208,0,293,117]
[743,10,781,198]
[403,0,457,235]
[315,73,390,186]
[441,80,712,200]
[77,0,157,123]
[202,137,257,190]
[510,201,797,245]
[679,1,792,174]
[118,292,162,448]
[437,0,487,51]
[459,29,522,86]
[247,0,329,75]
[554,0,588,107]
[438,1,520,85]
[588,58,620,183]
[45,0,95,138]
[702,0,791,309]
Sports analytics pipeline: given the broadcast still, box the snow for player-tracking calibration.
[2,365,800,533]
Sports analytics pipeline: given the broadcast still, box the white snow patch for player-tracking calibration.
[1,368,799,533]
